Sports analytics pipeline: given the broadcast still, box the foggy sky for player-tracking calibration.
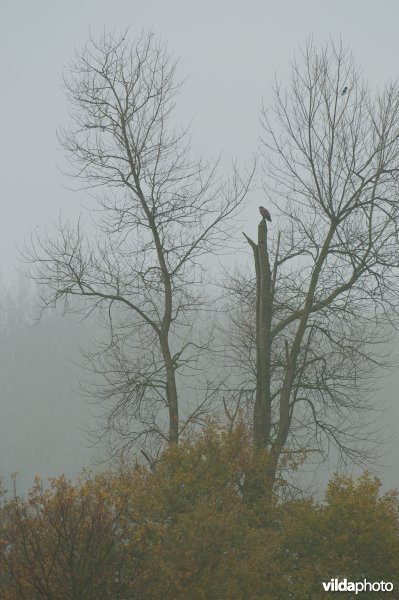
[1,0,399,492]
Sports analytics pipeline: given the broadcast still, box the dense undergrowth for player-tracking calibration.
[1,423,398,599]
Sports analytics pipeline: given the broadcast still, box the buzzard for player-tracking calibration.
[259,206,272,222]
[340,86,348,96]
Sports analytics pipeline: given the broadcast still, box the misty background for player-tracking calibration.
[1,0,399,494]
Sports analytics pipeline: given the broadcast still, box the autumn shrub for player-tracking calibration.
[0,474,143,599]
[1,424,398,599]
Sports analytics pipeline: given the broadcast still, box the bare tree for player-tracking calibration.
[221,40,399,496]
[24,31,252,456]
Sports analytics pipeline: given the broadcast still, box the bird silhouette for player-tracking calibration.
[340,87,348,96]
[259,206,272,222]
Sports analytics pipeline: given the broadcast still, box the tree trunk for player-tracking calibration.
[160,335,179,445]
[243,219,275,502]
[244,219,273,449]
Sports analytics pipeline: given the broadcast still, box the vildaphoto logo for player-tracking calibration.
[322,578,393,594]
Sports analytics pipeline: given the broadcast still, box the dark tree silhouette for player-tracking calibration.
[24,31,253,458]
[222,41,399,497]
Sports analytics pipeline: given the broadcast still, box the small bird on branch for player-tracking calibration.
[340,86,348,96]
[259,206,272,222]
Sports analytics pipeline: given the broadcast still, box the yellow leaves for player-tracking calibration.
[1,425,399,599]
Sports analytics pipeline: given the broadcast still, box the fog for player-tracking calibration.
[0,280,98,493]
[1,0,399,494]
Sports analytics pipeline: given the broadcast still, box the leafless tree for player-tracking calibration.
[24,31,252,457]
[220,40,399,496]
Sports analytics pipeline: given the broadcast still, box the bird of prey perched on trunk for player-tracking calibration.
[341,86,348,96]
[259,206,272,222]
